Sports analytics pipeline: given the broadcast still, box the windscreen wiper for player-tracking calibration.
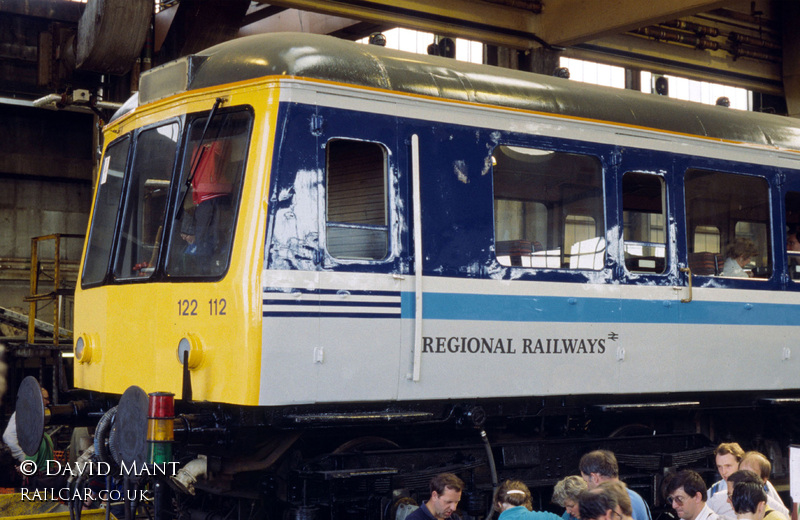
[176,97,224,220]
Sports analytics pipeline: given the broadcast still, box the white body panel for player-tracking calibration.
[259,80,800,406]
[262,271,800,405]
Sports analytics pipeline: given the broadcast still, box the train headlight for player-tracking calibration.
[176,334,203,369]
[74,334,95,363]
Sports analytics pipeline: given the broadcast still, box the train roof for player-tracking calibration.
[131,32,800,151]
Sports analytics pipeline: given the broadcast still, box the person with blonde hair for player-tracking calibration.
[553,475,588,520]
[493,480,562,520]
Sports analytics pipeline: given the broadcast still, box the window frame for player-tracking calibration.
[163,107,253,280]
[621,171,668,275]
[324,138,391,263]
[683,167,773,281]
[80,134,132,288]
[491,143,606,271]
[112,120,182,281]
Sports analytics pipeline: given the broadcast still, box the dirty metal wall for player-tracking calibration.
[0,103,93,317]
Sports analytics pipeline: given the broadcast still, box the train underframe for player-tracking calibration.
[21,383,800,520]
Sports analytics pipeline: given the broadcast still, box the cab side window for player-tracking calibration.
[685,169,771,279]
[325,139,389,261]
[81,137,130,286]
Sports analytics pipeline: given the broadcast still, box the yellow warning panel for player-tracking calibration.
[0,493,115,519]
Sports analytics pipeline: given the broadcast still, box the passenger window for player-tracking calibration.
[113,123,180,280]
[622,172,666,274]
[685,169,771,279]
[785,191,800,280]
[325,139,389,261]
[493,145,604,270]
[166,110,251,277]
[693,226,721,255]
[81,137,130,286]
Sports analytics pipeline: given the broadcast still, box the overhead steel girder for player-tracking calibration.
[258,0,732,49]
[258,0,548,49]
[566,33,782,96]
[240,8,361,38]
[537,0,731,47]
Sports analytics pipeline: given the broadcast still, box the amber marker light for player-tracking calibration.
[147,392,174,464]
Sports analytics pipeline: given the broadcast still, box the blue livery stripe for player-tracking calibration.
[262,288,401,319]
[262,289,797,325]
[400,292,800,326]
[262,299,400,308]
[263,288,400,297]
[263,311,400,319]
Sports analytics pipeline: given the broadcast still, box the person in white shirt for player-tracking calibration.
[738,452,788,518]
[707,442,745,509]
[708,469,788,520]
[664,470,719,520]
[2,386,50,463]
[2,412,25,462]
[717,471,788,520]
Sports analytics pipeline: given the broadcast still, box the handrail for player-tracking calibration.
[411,134,423,382]
[679,266,692,303]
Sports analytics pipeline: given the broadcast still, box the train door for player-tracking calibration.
[261,97,401,405]
[674,160,794,392]
[615,147,684,388]
[313,103,403,403]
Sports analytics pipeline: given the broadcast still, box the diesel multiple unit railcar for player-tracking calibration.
[16,32,800,519]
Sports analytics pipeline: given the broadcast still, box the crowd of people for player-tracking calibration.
[407,443,790,520]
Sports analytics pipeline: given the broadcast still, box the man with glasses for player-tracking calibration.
[580,450,652,520]
[664,470,719,520]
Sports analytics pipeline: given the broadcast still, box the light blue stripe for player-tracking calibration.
[400,292,800,326]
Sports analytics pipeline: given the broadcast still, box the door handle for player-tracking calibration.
[679,266,692,303]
